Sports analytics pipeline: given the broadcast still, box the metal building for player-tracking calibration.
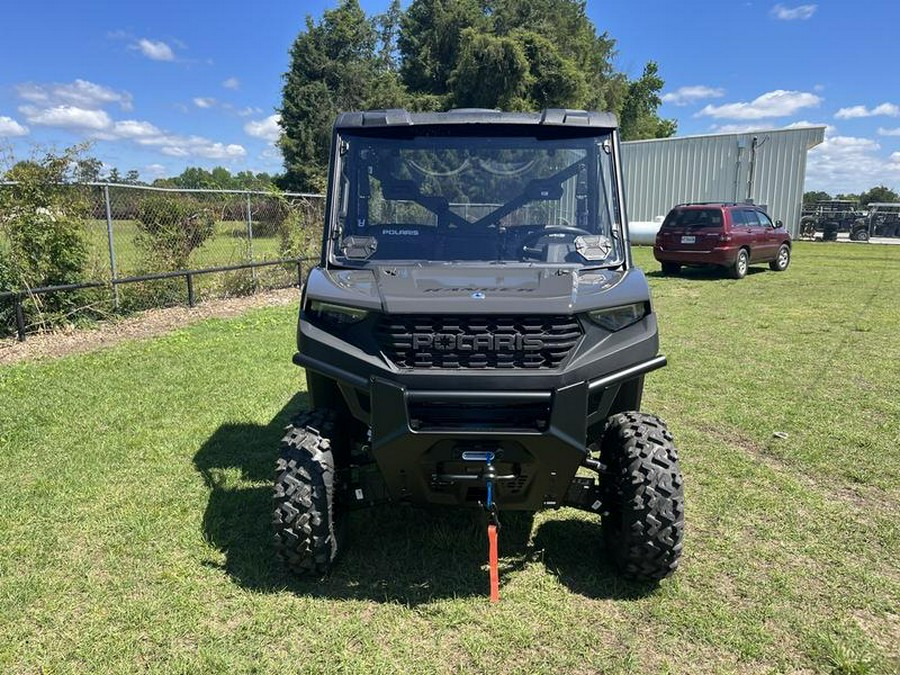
[621,126,826,237]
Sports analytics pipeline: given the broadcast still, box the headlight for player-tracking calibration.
[307,300,370,326]
[586,302,648,331]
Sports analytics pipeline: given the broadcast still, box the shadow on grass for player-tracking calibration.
[645,265,768,280]
[194,394,657,604]
[532,518,658,600]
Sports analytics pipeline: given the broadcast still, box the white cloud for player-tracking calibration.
[237,106,263,117]
[134,38,175,61]
[127,130,246,159]
[707,120,834,136]
[709,123,771,135]
[17,96,246,162]
[196,143,246,159]
[16,79,133,111]
[661,85,725,106]
[160,142,245,159]
[21,105,112,131]
[260,145,281,161]
[222,77,240,90]
[770,4,817,20]
[193,97,216,109]
[0,116,29,137]
[784,120,837,135]
[806,127,900,192]
[819,135,880,151]
[878,127,900,137]
[697,90,821,120]
[161,146,190,157]
[835,103,900,119]
[144,163,167,177]
[244,114,281,142]
[110,120,162,138]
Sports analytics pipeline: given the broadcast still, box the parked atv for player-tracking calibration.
[274,108,684,593]
[850,202,900,240]
[799,200,863,241]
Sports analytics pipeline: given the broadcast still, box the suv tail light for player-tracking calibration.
[718,233,733,243]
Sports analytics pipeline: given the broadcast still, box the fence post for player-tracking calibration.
[14,295,26,342]
[246,191,257,288]
[186,273,196,308]
[103,185,120,310]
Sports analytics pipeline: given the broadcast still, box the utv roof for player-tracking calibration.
[334,108,618,130]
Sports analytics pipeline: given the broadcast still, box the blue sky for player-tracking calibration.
[1,1,898,192]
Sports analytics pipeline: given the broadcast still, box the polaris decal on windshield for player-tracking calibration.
[381,228,419,236]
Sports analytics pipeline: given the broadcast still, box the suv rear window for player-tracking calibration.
[662,208,723,229]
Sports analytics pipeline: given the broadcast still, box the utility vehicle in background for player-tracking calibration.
[852,202,900,240]
[799,199,863,241]
[273,108,684,590]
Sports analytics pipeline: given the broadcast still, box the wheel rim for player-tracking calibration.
[738,252,747,275]
[778,247,789,268]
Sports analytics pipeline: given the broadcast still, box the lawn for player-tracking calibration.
[0,242,897,673]
[83,219,284,276]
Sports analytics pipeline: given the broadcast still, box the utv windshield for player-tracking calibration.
[332,129,624,266]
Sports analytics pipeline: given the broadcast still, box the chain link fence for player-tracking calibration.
[0,183,325,340]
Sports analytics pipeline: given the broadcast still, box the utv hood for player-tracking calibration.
[304,264,651,314]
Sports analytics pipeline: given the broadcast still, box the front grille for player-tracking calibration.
[376,315,582,369]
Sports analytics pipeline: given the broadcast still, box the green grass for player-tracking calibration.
[1,242,897,673]
[84,219,284,276]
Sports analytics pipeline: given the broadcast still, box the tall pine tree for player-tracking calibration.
[279,0,676,190]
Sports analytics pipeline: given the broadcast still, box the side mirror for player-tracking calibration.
[775,219,783,229]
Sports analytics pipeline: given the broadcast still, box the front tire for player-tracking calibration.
[274,408,344,577]
[769,244,791,271]
[600,412,684,581]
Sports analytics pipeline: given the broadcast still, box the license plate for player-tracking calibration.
[681,235,696,244]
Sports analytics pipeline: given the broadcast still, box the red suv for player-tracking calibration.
[653,202,792,279]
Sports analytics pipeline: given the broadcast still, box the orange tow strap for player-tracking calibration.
[488,523,499,602]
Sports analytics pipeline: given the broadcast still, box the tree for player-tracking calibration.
[834,192,860,202]
[619,62,677,140]
[803,190,831,210]
[858,185,899,207]
[449,29,530,109]
[124,169,141,185]
[399,0,487,98]
[279,0,406,192]
[375,0,403,69]
[278,0,676,190]
[75,157,103,183]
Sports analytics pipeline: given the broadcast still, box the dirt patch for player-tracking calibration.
[0,288,299,365]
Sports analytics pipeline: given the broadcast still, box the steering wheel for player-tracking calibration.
[521,225,592,261]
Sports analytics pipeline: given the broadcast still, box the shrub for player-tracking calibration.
[251,197,290,237]
[0,149,91,335]
[278,197,323,262]
[135,194,216,270]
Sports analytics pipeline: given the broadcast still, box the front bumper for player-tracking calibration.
[294,351,666,510]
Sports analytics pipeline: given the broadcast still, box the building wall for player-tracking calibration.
[621,126,825,237]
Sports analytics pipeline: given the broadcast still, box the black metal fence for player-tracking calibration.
[0,183,325,340]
